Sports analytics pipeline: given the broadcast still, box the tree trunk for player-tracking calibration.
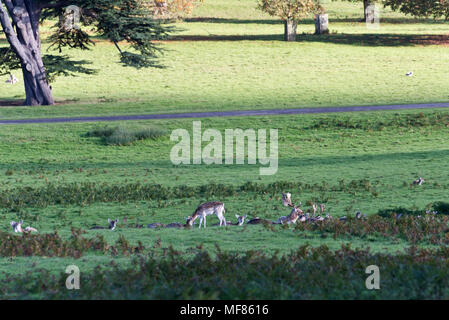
[363,0,374,23]
[314,14,329,35]
[0,0,54,106]
[284,19,297,42]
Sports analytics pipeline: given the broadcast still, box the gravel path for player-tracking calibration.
[1,102,448,125]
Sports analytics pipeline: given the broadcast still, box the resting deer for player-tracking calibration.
[247,217,273,225]
[5,74,18,85]
[277,193,304,225]
[188,202,226,229]
[413,177,425,185]
[10,221,38,233]
[90,219,118,231]
[212,214,247,226]
[10,220,23,233]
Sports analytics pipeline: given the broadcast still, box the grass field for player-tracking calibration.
[0,0,448,119]
[0,0,449,299]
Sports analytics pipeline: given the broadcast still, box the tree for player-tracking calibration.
[384,0,449,20]
[148,0,203,20]
[336,0,378,22]
[258,0,318,41]
[0,0,173,106]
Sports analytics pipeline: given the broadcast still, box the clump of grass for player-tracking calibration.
[85,125,167,146]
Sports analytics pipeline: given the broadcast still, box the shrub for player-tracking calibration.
[85,125,167,146]
[5,244,449,299]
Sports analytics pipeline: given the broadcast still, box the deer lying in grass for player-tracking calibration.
[5,74,18,85]
[10,220,23,233]
[277,193,304,225]
[147,217,196,229]
[90,219,118,231]
[188,202,226,229]
[212,214,247,226]
[246,217,274,225]
[10,220,38,233]
[413,177,425,185]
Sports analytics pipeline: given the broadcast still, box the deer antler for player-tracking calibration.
[281,193,301,208]
[319,203,325,213]
[282,192,293,207]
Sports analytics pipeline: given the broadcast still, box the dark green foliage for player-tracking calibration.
[85,125,167,145]
[294,214,449,245]
[5,244,449,299]
[0,179,391,211]
[384,0,449,20]
[0,227,144,258]
[308,112,449,131]
[432,202,449,215]
[41,0,175,68]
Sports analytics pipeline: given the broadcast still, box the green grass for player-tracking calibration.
[0,0,448,119]
[0,110,448,260]
[0,0,448,298]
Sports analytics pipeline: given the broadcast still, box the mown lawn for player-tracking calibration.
[0,0,448,119]
[0,109,447,269]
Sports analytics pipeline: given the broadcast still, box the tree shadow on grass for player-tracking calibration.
[184,17,448,25]
[171,33,449,47]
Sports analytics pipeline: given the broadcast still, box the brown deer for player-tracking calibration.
[277,193,304,225]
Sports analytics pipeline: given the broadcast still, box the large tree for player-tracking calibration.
[384,0,449,20]
[0,0,172,106]
[258,0,319,41]
[334,0,378,22]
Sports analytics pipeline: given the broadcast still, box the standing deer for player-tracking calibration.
[188,202,226,229]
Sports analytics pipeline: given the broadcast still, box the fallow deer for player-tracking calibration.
[278,192,304,225]
[413,177,425,185]
[90,219,118,231]
[188,202,226,229]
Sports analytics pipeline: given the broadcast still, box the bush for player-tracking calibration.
[5,244,449,299]
[85,125,167,146]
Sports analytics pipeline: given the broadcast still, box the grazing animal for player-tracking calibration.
[405,71,413,77]
[413,177,425,185]
[10,220,23,233]
[90,219,118,231]
[339,216,347,222]
[189,202,226,229]
[5,74,18,84]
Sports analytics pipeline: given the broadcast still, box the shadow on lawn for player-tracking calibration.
[184,17,447,25]
[171,33,449,46]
